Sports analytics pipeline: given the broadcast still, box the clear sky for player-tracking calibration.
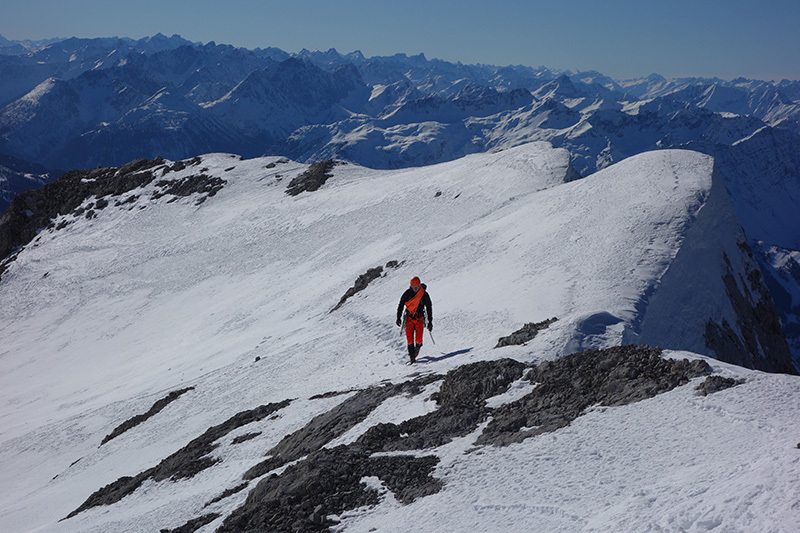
[1,0,799,81]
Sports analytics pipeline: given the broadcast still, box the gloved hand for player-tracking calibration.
[396,318,401,327]
[428,321,433,332]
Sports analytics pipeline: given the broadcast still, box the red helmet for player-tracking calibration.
[410,276,421,287]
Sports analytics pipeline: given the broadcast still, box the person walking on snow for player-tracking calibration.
[396,276,433,364]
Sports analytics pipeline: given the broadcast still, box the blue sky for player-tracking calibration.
[1,0,798,81]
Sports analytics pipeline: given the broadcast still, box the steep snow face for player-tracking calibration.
[0,144,795,532]
[632,165,795,373]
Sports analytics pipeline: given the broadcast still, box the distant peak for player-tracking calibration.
[346,50,365,61]
[554,74,576,88]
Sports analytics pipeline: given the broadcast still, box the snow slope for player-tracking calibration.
[0,143,797,532]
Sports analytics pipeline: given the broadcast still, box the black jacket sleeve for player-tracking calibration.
[423,292,433,324]
[397,289,411,322]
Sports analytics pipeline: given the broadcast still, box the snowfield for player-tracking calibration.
[0,142,798,532]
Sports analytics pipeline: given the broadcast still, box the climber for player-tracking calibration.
[396,276,433,363]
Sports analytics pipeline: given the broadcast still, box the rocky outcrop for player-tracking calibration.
[695,375,746,396]
[0,155,227,281]
[151,174,226,205]
[478,346,711,447]
[211,346,711,533]
[242,376,441,480]
[66,399,291,520]
[330,260,403,312]
[159,513,220,533]
[495,317,558,347]
[101,387,194,446]
[704,251,797,374]
[285,160,338,196]
[219,447,441,533]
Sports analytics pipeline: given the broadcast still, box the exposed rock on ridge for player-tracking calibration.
[66,399,291,520]
[330,260,403,312]
[101,387,194,446]
[705,251,796,374]
[495,317,559,347]
[285,159,339,196]
[0,156,227,281]
[208,346,710,533]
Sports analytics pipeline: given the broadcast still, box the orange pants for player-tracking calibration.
[406,318,424,345]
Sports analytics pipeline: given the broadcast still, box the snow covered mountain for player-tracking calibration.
[1,144,797,532]
[2,35,800,174]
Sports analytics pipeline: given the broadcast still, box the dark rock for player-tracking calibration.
[353,359,526,454]
[166,160,186,174]
[435,359,527,408]
[231,432,262,445]
[203,482,249,508]
[114,195,138,207]
[243,377,440,480]
[705,251,797,374]
[161,513,219,533]
[695,375,746,396]
[330,266,385,312]
[66,399,291,520]
[285,160,337,196]
[101,387,194,446]
[309,389,359,400]
[67,346,723,528]
[151,174,226,205]
[495,317,558,347]
[219,447,441,533]
[478,345,712,446]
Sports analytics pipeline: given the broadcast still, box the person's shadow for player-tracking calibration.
[415,347,472,363]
